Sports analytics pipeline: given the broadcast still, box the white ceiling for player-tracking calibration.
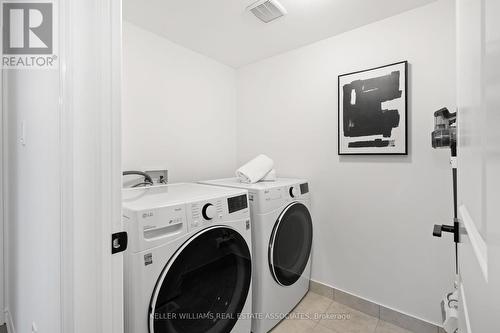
[123,0,436,68]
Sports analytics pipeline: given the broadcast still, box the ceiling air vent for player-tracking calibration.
[247,0,287,23]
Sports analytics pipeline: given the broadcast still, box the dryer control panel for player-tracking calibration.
[248,182,311,214]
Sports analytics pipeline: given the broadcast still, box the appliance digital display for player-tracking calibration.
[300,183,309,194]
[228,194,248,214]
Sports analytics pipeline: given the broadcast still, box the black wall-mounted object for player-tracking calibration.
[111,232,128,254]
[431,107,457,155]
[431,107,459,274]
[433,218,459,243]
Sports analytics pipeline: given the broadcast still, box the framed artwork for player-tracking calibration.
[338,61,408,155]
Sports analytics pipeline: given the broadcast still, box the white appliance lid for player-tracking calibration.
[199,177,307,190]
[122,183,247,211]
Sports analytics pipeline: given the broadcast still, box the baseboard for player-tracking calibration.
[5,309,15,333]
[310,280,442,333]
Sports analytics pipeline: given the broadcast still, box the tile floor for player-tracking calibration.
[0,294,417,333]
[271,292,416,333]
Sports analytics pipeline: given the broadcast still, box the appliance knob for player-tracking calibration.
[289,187,299,198]
[202,203,216,220]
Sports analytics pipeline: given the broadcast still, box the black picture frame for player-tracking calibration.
[338,61,408,155]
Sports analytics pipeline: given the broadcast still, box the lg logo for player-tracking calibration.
[3,2,53,54]
[142,212,154,218]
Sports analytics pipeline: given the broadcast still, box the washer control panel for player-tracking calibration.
[228,194,248,213]
[188,194,249,232]
[190,199,224,230]
[202,203,217,220]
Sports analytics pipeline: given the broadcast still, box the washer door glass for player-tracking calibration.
[269,202,313,286]
[150,226,251,333]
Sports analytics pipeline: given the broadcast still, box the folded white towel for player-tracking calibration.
[260,169,277,182]
[236,155,274,184]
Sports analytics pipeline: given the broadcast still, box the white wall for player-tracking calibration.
[122,22,238,183]
[236,0,456,324]
[4,70,62,332]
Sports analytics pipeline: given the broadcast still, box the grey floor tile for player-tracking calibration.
[310,280,334,299]
[293,292,333,322]
[334,289,380,318]
[270,317,317,333]
[318,301,379,333]
[380,306,438,333]
[308,324,337,333]
[375,320,415,333]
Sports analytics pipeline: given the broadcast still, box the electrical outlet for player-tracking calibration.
[145,169,168,184]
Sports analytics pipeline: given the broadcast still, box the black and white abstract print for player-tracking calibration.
[338,61,408,155]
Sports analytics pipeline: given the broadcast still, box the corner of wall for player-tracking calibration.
[5,309,15,333]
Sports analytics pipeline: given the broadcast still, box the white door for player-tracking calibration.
[456,0,500,332]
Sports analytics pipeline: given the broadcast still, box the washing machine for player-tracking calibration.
[199,178,313,333]
[122,183,253,333]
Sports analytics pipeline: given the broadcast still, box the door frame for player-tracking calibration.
[0,0,124,330]
[0,0,5,324]
[60,0,123,332]
[0,54,4,329]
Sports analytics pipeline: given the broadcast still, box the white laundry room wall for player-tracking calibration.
[236,0,456,325]
[122,22,238,183]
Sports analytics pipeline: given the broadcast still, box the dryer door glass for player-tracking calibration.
[269,202,313,286]
[150,226,251,333]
